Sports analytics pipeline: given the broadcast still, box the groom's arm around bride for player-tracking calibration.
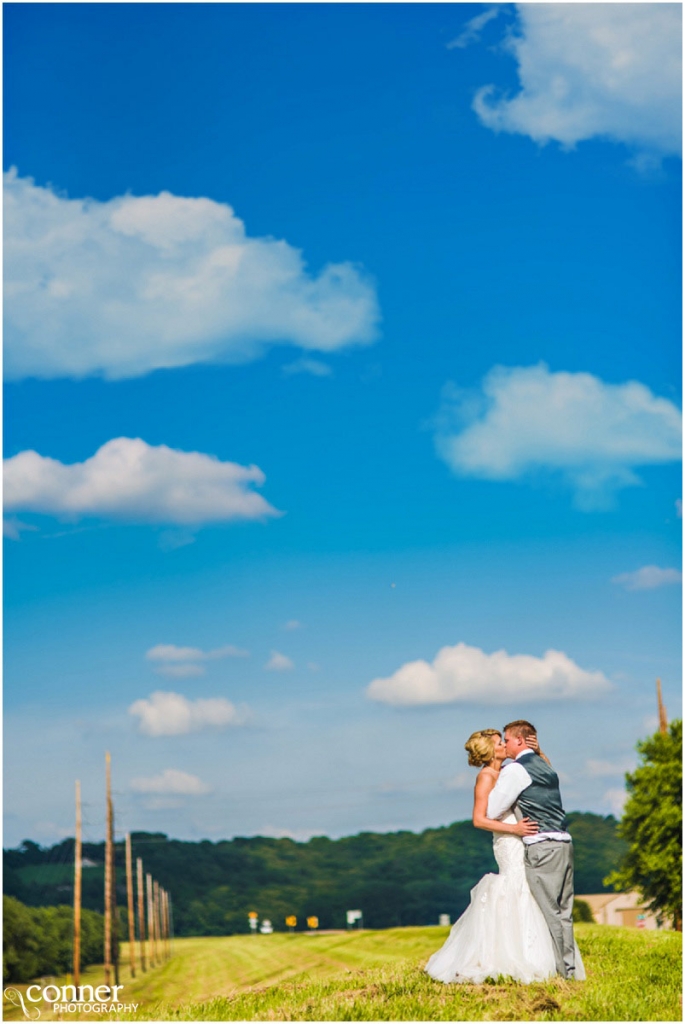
[487,720,579,981]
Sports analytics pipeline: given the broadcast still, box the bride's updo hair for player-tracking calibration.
[465,729,501,767]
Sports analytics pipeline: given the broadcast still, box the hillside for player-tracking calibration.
[3,812,626,935]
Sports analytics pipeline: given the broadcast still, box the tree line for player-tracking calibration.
[3,897,104,983]
[4,811,625,937]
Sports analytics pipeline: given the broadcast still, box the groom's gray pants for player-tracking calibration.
[524,840,576,979]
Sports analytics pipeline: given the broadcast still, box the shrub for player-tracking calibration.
[573,898,594,923]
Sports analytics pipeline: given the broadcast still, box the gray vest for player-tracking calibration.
[516,752,568,832]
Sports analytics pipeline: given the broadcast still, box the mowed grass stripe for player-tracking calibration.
[4,928,435,1019]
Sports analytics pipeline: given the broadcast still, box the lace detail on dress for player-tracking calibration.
[492,833,527,882]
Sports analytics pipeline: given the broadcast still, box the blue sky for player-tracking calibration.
[4,3,681,848]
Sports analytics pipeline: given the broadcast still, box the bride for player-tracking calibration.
[425,728,585,985]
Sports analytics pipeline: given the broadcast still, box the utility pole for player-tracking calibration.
[657,678,668,734]
[74,780,82,988]
[110,781,119,987]
[104,753,112,986]
[163,890,170,960]
[125,834,136,978]
[137,857,146,971]
[163,888,168,960]
[159,887,165,960]
[146,873,155,967]
[164,890,170,960]
[168,893,174,956]
[158,887,165,960]
[153,881,161,962]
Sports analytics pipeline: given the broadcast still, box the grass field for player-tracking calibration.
[3,924,681,1022]
[15,863,102,886]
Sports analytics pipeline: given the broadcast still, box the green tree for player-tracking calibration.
[567,811,627,892]
[3,896,104,983]
[606,720,682,929]
[3,896,41,983]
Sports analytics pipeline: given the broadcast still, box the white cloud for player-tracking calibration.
[445,772,473,791]
[366,641,611,706]
[4,437,281,526]
[435,364,681,509]
[258,825,322,842]
[28,821,72,842]
[447,7,501,50]
[612,565,682,591]
[265,651,295,671]
[4,170,380,380]
[585,758,635,778]
[145,644,248,678]
[146,643,248,662]
[3,517,38,540]
[473,4,681,159]
[282,358,333,377]
[128,690,249,736]
[130,768,210,795]
[158,529,196,552]
[138,797,185,811]
[603,787,628,817]
[282,620,303,631]
[154,664,206,679]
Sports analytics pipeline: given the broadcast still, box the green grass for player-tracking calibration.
[3,925,681,1022]
[15,863,102,885]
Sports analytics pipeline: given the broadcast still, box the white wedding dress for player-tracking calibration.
[425,814,586,984]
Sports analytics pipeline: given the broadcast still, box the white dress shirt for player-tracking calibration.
[487,751,572,845]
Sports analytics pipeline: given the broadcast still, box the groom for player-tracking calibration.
[487,719,577,980]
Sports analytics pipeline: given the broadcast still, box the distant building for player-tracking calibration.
[576,891,671,930]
